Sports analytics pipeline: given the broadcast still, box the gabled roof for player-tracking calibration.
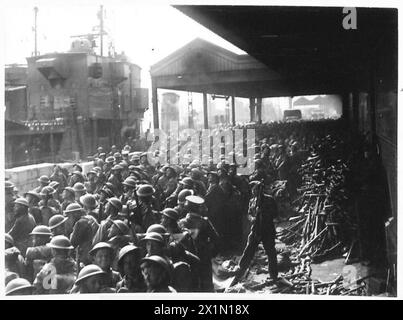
[150,38,267,77]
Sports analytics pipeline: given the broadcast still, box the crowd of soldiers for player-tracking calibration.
[4,119,379,295]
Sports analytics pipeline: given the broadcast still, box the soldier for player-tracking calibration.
[25,225,53,282]
[70,264,110,294]
[121,177,137,206]
[68,171,85,187]
[108,165,124,197]
[97,187,114,222]
[89,242,121,290]
[5,234,26,280]
[189,168,207,197]
[233,181,279,283]
[178,195,219,292]
[141,232,167,258]
[24,190,42,224]
[8,198,36,256]
[5,181,17,232]
[39,186,61,224]
[5,278,34,296]
[34,175,50,194]
[65,203,98,266]
[49,214,68,237]
[85,170,99,194]
[92,197,122,245]
[73,182,87,204]
[80,194,100,223]
[157,166,178,201]
[104,156,115,179]
[166,177,194,208]
[61,187,76,212]
[116,245,146,293]
[130,185,160,233]
[174,189,193,219]
[49,181,63,203]
[33,235,76,294]
[140,255,176,293]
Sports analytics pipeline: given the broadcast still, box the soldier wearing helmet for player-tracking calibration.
[178,195,219,292]
[61,187,76,212]
[5,233,26,280]
[85,170,99,194]
[33,235,76,294]
[24,190,42,224]
[6,278,34,296]
[39,186,61,225]
[140,255,176,293]
[34,175,50,194]
[70,264,108,294]
[130,185,160,233]
[116,245,146,293]
[173,189,194,219]
[8,197,36,256]
[107,164,124,197]
[68,170,85,188]
[80,194,99,223]
[65,203,98,265]
[49,214,68,237]
[25,225,53,282]
[92,197,122,246]
[89,242,121,290]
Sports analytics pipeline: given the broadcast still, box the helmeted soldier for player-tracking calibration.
[8,197,36,256]
[89,242,120,290]
[34,175,50,194]
[39,186,61,224]
[166,177,194,209]
[234,181,279,283]
[61,187,76,212]
[50,165,68,192]
[130,185,160,233]
[80,194,99,223]
[70,264,109,294]
[108,165,124,197]
[5,181,17,232]
[84,170,99,194]
[178,195,219,292]
[6,278,34,296]
[73,182,86,204]
[189,168,207,197]
[33,235,76,294]
[24,190,42,224]
[69,170,85,188]
[174,189,193,219]
[25,225,53,282]
[65,203,98,266]
[97,187,114,222]
[92,197,122,246]
[49,214,68,236]
[5,234,26,279]
[121,176,137,206]
[140,255,176,293]
[116,245,146,293]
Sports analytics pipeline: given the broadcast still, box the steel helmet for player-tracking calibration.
[73,182,86,192]
[161,208,179,221]
[5,181,15,190]
[107,197,122,211]
[111,220,129,235]
[179,177,193,188]
[47,235,74,250]
[49,181,60,189]
[178,189,194,203]
[146,224,167,235]
[37,175,50,184]
[24,190,41,200]
[49,214,68,230]
[99,188,114,198]
[136,184,155,197]
[29,225,52,236]
[105,156,115,164]
[75,264,106,285]
[141,232,164,244]
[80,194,98,209]
[112,164,123,171]
[5,233,14,247]
[40,186,56,196]
[63,203,83,215]
[14,197,29,207]
[140,255,172,278]
[89,242,114,256]
[117,244,141,264]
[122,177,137,188]
[63,187,75,195]
[5,278,33,296]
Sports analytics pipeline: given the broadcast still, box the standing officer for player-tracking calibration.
[8,198,36,256]
[234,180,279,283]
[178,195,219,292]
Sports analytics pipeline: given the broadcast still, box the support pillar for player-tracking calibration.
[249,97,256,122]
[152,81,159,129]
[256,97,262,124]
[203,92,208,129]
[231,96,236,126]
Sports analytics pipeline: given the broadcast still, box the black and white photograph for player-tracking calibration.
[1,0,399,300]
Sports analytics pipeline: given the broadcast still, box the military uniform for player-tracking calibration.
[8,213,36,256]
[25,245,53,282]
[130,200,161,233]
[33,256,77,294]
[70,215,99,265]
[178,212,218,292]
